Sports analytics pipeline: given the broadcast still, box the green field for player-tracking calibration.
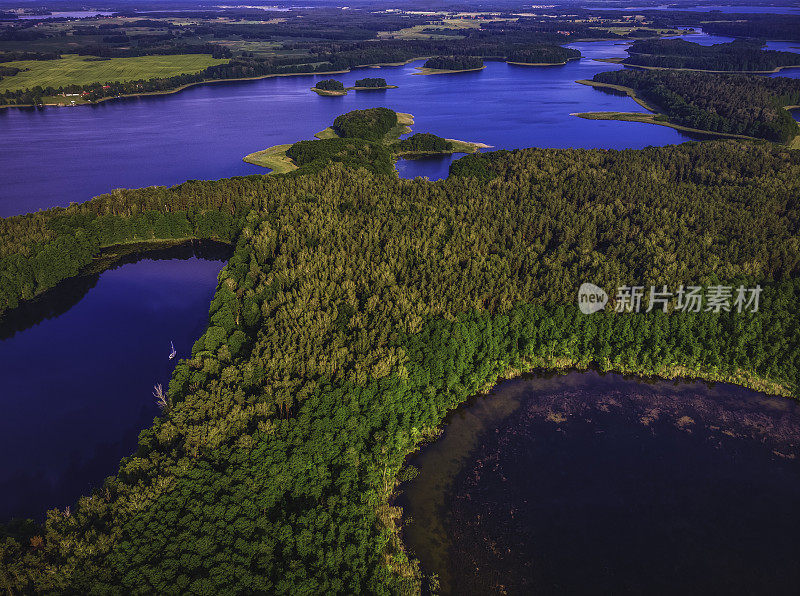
[0,53,227,93]
[242,143,298,173]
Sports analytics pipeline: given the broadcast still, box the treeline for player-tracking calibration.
[423,55,485,70]
[394,133,453,153]
[507,44,581,64]
[623,39,800,72]
[0,51,59,63]
[593,69,800,143]
[0,54,339,105]
[1,140,800,593]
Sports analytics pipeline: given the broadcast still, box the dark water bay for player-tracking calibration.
[399,371,800,595]
[0,242,228,520]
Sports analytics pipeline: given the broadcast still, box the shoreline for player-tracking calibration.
[393,358,795,590]
[0,57,433,110]
[386,356,793,590]
[311,84,399,96]
[575,78,799,145]
[413,65,487,75]
[595,56,800,75]
[242,143,297,173]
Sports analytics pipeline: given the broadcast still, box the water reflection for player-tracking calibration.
[0,241,230,520]
[399,371,800,594]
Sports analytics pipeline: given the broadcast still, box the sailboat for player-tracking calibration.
[169,341,176,360]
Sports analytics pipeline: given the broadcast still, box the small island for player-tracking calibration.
[415,56,485,75]
[311,79,347,96]
[311,77,397,96]
[351,77,396,90]
[244,107,489,174]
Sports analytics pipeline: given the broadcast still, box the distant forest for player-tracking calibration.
[423,55,485,70]
[622,39,800,72]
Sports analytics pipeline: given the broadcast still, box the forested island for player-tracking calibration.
[244,108,483,173]
[311,77,396,95]
[621,39,800,73]
[417,55,485,74]
[3,5,797,107]
[2,121,800,591]
[577,70,800,144]
[353,77,393,89]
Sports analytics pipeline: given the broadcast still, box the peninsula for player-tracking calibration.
[244,108,487,174]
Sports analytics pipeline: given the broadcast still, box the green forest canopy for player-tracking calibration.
[1,134,799,593]
[314,78,345,91]
[422,55,484,70]
[592,69,800,143]
[622,39,800,72]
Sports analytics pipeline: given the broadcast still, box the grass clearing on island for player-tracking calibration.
[242,144,297,173]
[314,127,340,140]
[385,111,415,142]
[0,53,228,93]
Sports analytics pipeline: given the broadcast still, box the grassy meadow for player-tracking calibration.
[0,53,227,93]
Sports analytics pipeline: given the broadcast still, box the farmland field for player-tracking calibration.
[0,53,227,93]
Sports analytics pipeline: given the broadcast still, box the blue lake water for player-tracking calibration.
[0,35,726,218]
[0,28,799,523]
[400,371,800,595]
[0,243,227,520]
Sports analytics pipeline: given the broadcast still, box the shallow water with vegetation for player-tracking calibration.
[399,371,800,595]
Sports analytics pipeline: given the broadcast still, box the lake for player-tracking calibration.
[399,371,800,595]
[0,33,742,218]
[0,26,798,526]
[0,242,229,520]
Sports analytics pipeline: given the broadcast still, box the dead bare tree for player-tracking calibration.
[153,383,168,410]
